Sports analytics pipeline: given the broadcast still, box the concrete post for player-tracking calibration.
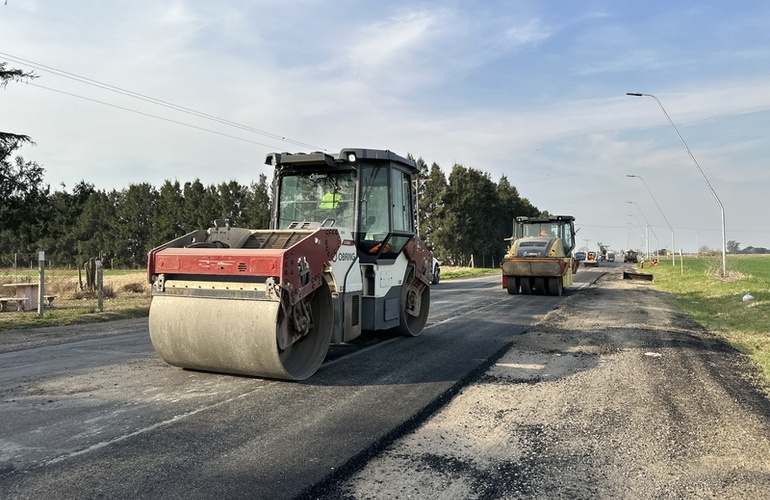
[96,260,104,312]
[38,251,45,318]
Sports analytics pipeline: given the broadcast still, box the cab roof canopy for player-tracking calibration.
[516,215,575,224]
[265,148,418,173]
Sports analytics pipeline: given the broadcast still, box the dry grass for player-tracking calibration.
[0,266,497,332]
[0,270,151,331]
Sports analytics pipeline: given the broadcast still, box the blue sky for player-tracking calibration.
[2,1,770,253]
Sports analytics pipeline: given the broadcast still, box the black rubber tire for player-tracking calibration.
[506,276,520,295]
[396,265,430,337]
[548,277,563,296]
[520,277,533,295]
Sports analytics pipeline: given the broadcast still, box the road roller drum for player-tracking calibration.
[149,281,333,380]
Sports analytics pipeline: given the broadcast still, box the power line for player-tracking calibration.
[0,51,327,151]
[29,83,288,150]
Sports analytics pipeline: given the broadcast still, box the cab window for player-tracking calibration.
[277,171,356,228]
[391,169,413,232]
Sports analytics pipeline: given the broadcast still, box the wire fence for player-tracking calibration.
[1,258,150,316]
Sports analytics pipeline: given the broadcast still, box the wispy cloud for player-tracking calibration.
[345,10,440,69]
[502,18,552,47]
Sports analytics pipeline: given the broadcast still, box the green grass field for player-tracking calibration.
[649,255,770,380]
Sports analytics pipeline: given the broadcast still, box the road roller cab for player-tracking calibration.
[147,148,433,381]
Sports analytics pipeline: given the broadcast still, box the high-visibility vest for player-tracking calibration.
[319,192,340,209]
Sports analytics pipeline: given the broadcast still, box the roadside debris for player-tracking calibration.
[623,271,654,281]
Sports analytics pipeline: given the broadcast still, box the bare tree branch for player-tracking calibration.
[0,62,38,88]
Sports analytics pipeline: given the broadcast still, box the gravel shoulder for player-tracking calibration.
[315,267,770,499]
[0,317,148,353]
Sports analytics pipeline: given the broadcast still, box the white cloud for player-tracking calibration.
[503,18,551,47]
[345,10,439,69]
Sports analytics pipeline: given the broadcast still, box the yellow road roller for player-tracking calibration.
[501,215,579,296]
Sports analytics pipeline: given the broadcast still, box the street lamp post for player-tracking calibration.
[627,215,648,259]
[627,174,675,266]
[626,92,727,276]
[627,201,659,261]
[626,220,636,250]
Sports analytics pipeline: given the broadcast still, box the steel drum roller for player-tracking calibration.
[148,282,333,381]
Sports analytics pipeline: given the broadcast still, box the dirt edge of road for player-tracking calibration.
[302,266,770,499]
[0,317,149,354]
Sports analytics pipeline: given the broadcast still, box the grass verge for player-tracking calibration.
[440,266,500,280]
[648,255,770,381]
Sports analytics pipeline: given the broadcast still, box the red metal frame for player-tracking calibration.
[148,229,342,305]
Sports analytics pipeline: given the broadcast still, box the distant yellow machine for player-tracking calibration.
[501,215,579,296]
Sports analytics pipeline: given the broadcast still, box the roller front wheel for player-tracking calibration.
[396,265,430,337]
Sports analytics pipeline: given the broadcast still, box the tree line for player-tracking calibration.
[412,157,539,267]
[1,150,538,269]
[723,241,769,255]
[2,62,539,269]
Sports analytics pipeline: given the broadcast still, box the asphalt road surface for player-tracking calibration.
[0,269,603,499]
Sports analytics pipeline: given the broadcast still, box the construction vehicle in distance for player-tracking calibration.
[501,215,579,296]
[597,242,609,261]
[431,257,441,285]
[146,148,433,381]
[624,249,639,263]
[584,251,599,267]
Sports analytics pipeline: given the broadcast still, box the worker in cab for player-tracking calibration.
[319,192,341,209]
[320,191,354,228]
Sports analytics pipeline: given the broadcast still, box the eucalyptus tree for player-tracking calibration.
[153,180,185,245]
[243,173,271,229]
[215,180,248,226]
[112,183,158,268]
[418,162,447,257]
[436,164,500,267]
[181,179,213,231]
[496,175,539,258]
[36,181,96,266]
[74,188,114,264]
